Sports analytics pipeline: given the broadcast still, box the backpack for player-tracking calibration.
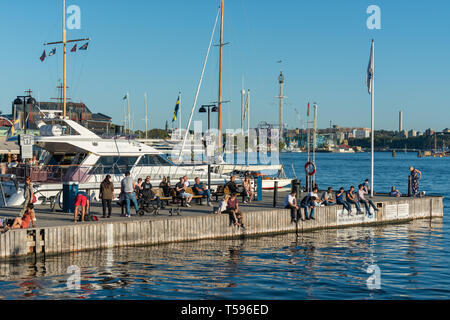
[79,213,98,222]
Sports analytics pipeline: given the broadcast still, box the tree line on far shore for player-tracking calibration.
[348,131,450,150]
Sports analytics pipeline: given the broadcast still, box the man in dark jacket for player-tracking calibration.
[225,176,239,194]
[142,176,162,208]
[100,175,114,218]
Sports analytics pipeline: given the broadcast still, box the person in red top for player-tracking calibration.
[74,191,90,222]
[10,204,36,230]
[225,193,245,229]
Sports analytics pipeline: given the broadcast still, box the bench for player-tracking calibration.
[153,188,181,216]
[212,185,246,202]
[186,187,209,205]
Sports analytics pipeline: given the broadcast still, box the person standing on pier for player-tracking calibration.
[410,167,422,197]
[121,171,139,217]
[100,175,114,218]
[20,176,34,217]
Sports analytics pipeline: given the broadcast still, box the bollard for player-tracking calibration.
[408,175,412,197]
[256,176,263,201]
[291,179,301,200]
[273,181,278,207]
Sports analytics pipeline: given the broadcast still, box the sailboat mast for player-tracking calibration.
[145,93,148,140]
[241,78,245,131]
[63,0,67,118]
[218,0,224,148]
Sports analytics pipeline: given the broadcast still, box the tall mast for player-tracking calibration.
[44,0,89,119]
[145,93,148,140]
[241,77,245,131]
[247,89,250,165]
[278,71,284,139]
[63,0,67,118]
[218,0,224,148]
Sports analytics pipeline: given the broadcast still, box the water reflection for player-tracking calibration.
[0,218,447,299]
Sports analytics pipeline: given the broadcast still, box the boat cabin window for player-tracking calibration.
[90,156,138,174]
[136,154,173,166]
[40,151,88,166]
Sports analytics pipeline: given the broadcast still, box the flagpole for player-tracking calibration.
[247,89,250,166]
[127,92,131,134]
[145,93,148,140]
[123,99,126,133]
[63,0,67,118]
[370,39,375,198]
[179,91,182,135]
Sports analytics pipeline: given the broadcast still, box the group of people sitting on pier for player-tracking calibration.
[284,180,380,223]
[72,172,251,224]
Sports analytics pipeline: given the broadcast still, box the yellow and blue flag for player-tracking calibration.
[172,93,180,122]
[10,118,21,135]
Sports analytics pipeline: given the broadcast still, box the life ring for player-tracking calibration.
[304,162,316,176]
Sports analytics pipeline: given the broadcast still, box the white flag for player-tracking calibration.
[366,39,374,94]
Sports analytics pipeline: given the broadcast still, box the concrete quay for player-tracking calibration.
[0,191,444,260]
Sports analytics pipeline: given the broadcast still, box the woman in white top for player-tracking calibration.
[215,194,230,214]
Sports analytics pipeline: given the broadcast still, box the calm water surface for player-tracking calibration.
[0,152,448,299]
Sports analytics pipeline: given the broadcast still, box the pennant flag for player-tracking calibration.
[366,39,374,94]
[71,44,77,52]
[79,42,89,50]
[307,102,310,117]
[172,93,181,122]
[40,50,46,62]
[49,48,56,56]
[10,118,21,135]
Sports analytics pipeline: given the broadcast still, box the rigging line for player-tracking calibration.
[72,49,88,102]
[178,6,221,162]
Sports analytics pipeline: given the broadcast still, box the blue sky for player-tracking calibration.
[0,0,449,132]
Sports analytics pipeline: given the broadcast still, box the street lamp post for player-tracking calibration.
[199,104,218,190]
[13,95,36,178]
[14,95,36,134]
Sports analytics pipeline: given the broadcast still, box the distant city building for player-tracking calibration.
[352,128,370,139]
[408,129,417,137]
[400,130,408,138]
[443,128,450,133]
[425,128,435,136]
